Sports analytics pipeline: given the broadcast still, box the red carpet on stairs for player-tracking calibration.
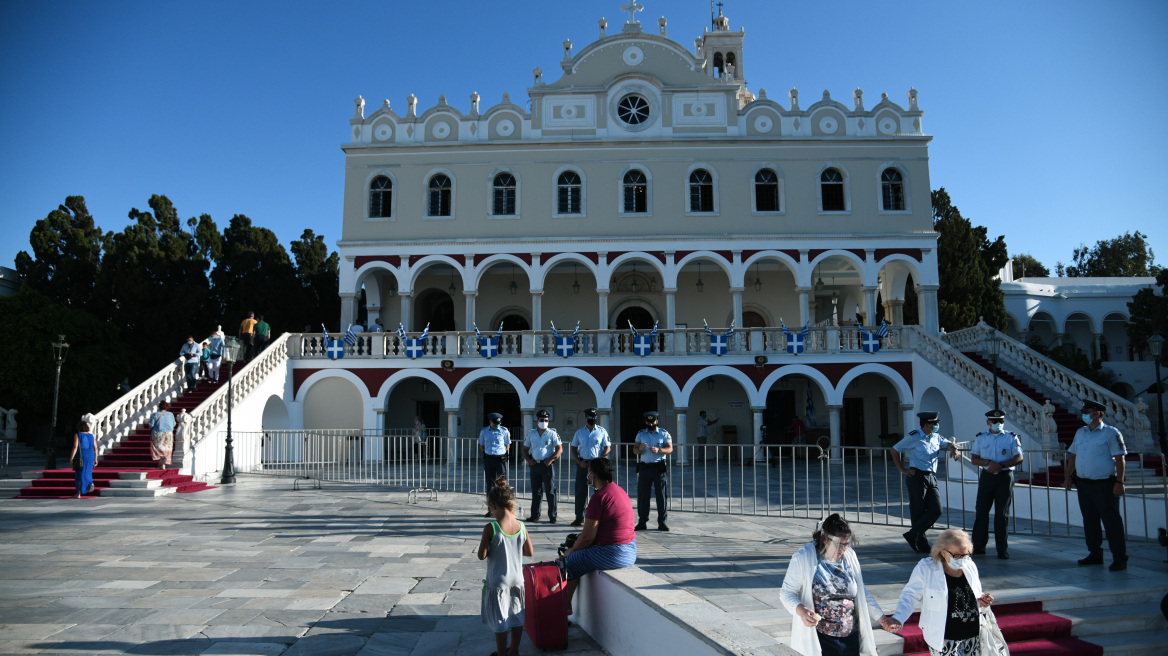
[900,601,1103,656]
[15,374,229,499]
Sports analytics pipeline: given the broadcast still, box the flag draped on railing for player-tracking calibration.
[550,321,581,358]
[323,324,345,360]
[780,319,810,355]
[856,319,889,353]
[629,321,658,356]
[473,323,504,358]
[343,324,358,346]
[398,323,430,359]
[703,320,734,355]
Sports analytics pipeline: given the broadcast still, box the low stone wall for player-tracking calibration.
[574,564,797,656]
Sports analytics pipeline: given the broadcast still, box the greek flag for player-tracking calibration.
[805,391,817,429]
[343,324,358,346]
[473,323,504,358]
[551,321,580,358]
[630,320,658,357]
[703,320,734,355]
[323,324,345,360]
[406,324,430,359]
[781,319,810,355]
[857,318,889,354]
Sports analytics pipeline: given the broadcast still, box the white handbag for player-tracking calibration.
[979,607,1010,655]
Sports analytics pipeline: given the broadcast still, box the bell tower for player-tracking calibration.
[699,2,745,82]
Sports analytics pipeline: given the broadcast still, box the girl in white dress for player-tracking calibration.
[477,477,535,656]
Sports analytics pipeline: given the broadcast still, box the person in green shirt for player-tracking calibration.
[255,315,272,353]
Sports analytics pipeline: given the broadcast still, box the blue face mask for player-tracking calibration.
[1081,414,1092,425]
[990,422,1003,433]
[930,424,941,435]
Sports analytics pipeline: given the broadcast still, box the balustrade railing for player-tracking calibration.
[89,357,186,457]
[944,322,1153,449]
[0,406,17,441]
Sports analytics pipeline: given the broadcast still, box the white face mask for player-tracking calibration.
[930,424,941,435]
[537,421,548,430]
[990,422,1004,433]
[1081,414,1093,425]
[948,555,970,570]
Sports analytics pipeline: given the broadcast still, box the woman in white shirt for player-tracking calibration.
[780,514,896,655]
[886,528,995,656]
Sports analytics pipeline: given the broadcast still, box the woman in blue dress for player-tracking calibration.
[69,420,97,498]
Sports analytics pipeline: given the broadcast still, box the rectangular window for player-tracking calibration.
[558,186,580,214]
[822,184,845,212]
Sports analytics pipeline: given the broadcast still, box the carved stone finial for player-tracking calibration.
[438,94,447,106]
[694,37,702,56]
[853,88,864,111]
[354,95,365,119]
[908,87,918,110]
[599,17,607,37]
[822,89,831,101]
[658,16,667,36]
[563,38,573,59]
[407,93,417,117]
[881,92,889,101]
[502,92,511,104]
[621,1,643,23]
[789,87,799,111]
[758,88,767,99]
[382,99,391,111]
[470,92,480,115]
[532,67,542,85]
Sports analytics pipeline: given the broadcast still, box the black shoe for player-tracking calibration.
[903,531,920,553]
[525,516,540,523]
[1077,553,1104,566]
[635,523,648,531]
[549,518,557,524]
[972,548,986,556]
[997,552,1010,560]
[916,535,931,553]
[1109,557,1128,571]
[658,523,669,531]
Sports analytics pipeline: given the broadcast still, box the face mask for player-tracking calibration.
[990,422,1003,433]
[948,555,969,569]
[930,424,940,435]
[537,421,548,430]
[1081,414,1092,425]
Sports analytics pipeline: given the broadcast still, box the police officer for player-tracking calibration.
[634,411,673,531]
[478,412,511,517]
[524,409,563,524]
[569,407,611,527]
[891,411,959,553]
[970,409,1024,559]
[1064,399,1129,571]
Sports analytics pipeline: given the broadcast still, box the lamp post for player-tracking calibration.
[1149,334,1166,455]
[220,336,244,484]
[986,331,1003,412]
[45,335,70,469]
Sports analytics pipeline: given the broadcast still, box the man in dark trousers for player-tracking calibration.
[523,409,562,523]
[969,409,1024,559]
[1064,399,1129,571]
[634,411,673,531]
[890,411,959,553]
[569,407,611,527]
[477,412,511,517]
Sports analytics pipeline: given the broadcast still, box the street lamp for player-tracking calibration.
[1149,334,1166,455]
[220,336,244,484]
[45,335,70,469]
[986,331,1003,412]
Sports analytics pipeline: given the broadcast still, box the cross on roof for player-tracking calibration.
[621,1,643,23]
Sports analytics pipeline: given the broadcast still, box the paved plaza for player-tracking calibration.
[2,474,1167,655]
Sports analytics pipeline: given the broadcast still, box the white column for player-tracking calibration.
[797,287,811,326]
[597,291,609,328]
[665,290,676,328]
[828,405,843,463]
[531,293,543,331]
[674,409,688,465]
[901,404,916,441]
[465,293,476,331]
[446,408,460,463]
[399,294,412,331]
[919,285,939,333]
[863,286,877,325]
[751,406,765,464]
[340,292,357,329]
[889,299,905,325]
[1093,333,1103,361]
[731,288,744,328]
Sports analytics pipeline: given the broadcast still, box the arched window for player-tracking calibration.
[688,169,714,212]
[754,169,780,212]
[713,52,724,78]
[492,173,517,216]
[820,168,845,212]
[428,174,452,217]
[881,168,905,211]
[623,170,648,214]
[557,171,582,215]
[369,176,392,218]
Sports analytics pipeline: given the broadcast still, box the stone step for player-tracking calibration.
[1087,628,1168,656]
[108,478,163,489]
[1055,603,1168,637]
[0,478,34,490]
[99,486,176,497]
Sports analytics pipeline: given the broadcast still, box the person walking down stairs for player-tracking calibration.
[68,420,96,499]
[179,336,201,392]
[149,402,176,470]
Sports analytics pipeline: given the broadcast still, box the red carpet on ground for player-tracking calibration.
[900,601,1103,656]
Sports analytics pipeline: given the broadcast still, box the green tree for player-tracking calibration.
[289,229,340,331]
[209,214,300,332]
[1126,268,1168,355]
[1057,231,1158,277]
[13,196,104,311]
[1011,253,1049,278]
[932,188,1008,331]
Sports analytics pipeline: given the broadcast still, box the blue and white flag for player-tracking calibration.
[805,391,817,429]
[856,318,889,354]
[550,321,581,358]
[473,323,504,358]
[703,320,735,356]
[323,323,345,360]
[781,319,810,355]
[397,323,430,359]
[343,324,358,346]
[629,320,658,357]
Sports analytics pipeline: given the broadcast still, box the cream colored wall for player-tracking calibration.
[303,377,364,430]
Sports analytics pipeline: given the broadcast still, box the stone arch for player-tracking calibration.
[451,368,536,408]
[295,369,369,402]
[599,366,684,409]
[918,386,954,436]
[302,376,365,430]
[680,365,762,407]
[835,366,913,447]
[261,395,289,430]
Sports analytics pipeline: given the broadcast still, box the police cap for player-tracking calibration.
[487,412,503,421]
[985,409,1006,420]
[584,407,598,417]
[1081,399,1106,413]
[536,409,550,419]
[916,411,940,423]
[643,411,660,420]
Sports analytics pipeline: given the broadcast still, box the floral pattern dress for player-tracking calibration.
[812,554,858,638]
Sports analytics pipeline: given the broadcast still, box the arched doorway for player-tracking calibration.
[415,289,455,332]
[614,306,654,329]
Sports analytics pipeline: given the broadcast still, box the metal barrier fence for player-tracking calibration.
[226,431,1166,541]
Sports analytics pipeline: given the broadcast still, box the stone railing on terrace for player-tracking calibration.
[905,326,1059,449]
[291,324,906,360]
[185,332,291,454]
[943,321,1153,450]
[90,357,186,457]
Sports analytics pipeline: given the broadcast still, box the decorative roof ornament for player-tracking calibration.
[908,87,919,111]
[789,87,799,111]
[621,1,643,24]
[658,16,667,36]
[407,94,417,117]
[599,17,607,38]
[469,92,480,116]
[853,88,864,111]
[354,95,364,120]
[533,67,542,86]
[563,38,573,60]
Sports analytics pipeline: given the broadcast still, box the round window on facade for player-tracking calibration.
[617,94,651,126]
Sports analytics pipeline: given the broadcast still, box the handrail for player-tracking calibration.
[0,407,16,441]
[944,322,1153,449]
[90,356,185,456]
[904,326,1059,448]
[185,332,291,453]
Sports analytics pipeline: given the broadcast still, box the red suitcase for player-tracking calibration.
[523,561,569,649]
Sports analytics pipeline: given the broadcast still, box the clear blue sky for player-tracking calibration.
[2,0,1166,275]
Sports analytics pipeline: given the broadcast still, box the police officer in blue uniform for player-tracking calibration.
[970,409,1024,559]
[891,411,959,553]
[634,411,673,531]
[570,407,611,527]
[478,412,511,517]
[1064,399,1129,571]
[523,409,563,524]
